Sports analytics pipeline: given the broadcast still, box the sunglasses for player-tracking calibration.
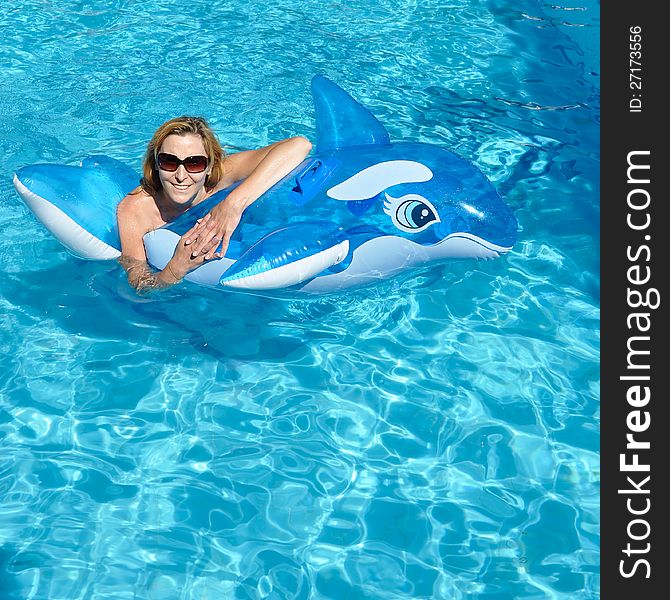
[156,152,209,173]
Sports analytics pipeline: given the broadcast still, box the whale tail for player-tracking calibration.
[13,159,136,259]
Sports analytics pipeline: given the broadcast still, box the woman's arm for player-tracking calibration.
[118,255,180,291]
[117,193,204,292]
[185,136,312,260]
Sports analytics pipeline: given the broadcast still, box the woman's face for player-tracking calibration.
[157,133,211,206]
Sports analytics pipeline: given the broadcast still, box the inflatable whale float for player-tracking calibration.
[13,75,517,295]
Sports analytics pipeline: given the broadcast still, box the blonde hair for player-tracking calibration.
[139,116,225,196]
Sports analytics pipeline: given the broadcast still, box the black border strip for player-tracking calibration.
[601,4,667,596]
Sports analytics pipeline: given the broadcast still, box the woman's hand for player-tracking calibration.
[182,199,244,260]
[165,217,221,280]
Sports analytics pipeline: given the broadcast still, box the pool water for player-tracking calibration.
[0,1,599,598]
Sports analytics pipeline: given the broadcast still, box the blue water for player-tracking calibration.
[0,1,599,598]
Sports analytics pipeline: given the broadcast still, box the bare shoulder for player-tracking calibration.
[117,188,159,232]
[117,187,161,261]
[216,150,254,190]
[118,187,151,215]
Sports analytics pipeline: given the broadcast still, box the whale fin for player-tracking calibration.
[311,75,390,153]
[220,221,349,290]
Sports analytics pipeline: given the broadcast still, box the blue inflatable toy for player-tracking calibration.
[13,76,517,294]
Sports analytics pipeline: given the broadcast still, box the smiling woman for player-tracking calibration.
[116,116,313,292]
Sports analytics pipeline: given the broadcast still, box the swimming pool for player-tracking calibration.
[0,1,600,598]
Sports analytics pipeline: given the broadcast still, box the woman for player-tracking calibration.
[117,116,312,291]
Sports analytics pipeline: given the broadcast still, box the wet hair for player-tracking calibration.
[139,116,225,196]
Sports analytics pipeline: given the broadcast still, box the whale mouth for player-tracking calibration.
[434,232,513,257]
[297,232,514,294]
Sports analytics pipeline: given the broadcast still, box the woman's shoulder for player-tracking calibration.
[118,187,155,215]
[119,185,151,205]
[117,187,161,230]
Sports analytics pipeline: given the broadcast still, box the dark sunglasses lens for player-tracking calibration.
[157,153,179,172]
[183,156,208,173]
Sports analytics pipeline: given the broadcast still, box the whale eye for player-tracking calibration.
[383,193,441,233]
